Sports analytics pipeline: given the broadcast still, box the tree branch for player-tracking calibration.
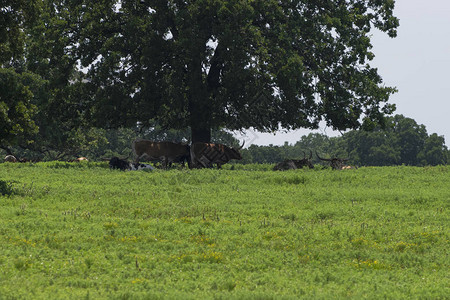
[207,43,224,92]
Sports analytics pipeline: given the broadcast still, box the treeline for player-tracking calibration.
[1,114,448,167]
[240,115,448,166]
[0,124,240,162]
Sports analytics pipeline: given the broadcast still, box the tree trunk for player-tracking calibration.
[191,127,211,143]
[188,49,212,144]
[189,98,212,143]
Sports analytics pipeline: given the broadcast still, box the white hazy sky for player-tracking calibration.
[236,0,450,147]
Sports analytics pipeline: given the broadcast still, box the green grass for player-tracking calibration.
[0,163,448,299]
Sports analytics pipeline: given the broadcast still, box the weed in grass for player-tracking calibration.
[0,180,15,196]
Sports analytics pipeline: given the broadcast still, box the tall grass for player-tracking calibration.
[0,163,448,299]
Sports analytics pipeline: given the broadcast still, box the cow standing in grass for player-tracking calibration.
[132,140,190,168]
[190,141,244,169]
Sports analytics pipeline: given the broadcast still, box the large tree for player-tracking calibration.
[75,0,398,142]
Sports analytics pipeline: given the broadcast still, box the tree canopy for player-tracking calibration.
[2,0,403,157]
[72,0,399,142]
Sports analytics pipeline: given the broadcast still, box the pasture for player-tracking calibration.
[0,163,448,299]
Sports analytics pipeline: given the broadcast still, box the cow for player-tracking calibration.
[109,157,154,171]
[109,157,132,171]
[273,160,298,171]
[130,163,154,171]
[69,157,88,162]
[4,155,17,163]
[132,140,190,168]
[316,151,350,170]
[190,141,244,169]
[273,151,314,171]
[340,165,358,170]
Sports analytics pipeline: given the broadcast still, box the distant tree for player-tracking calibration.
[70,0,398,143]
[418,133,447,166]
[211,130,241,148]
[340,115,447,166]
[68,127,136,160]
[292,133,330,163]
[294,133,330,152]
[390,115,428,165]
[239,149,254,165]
[245,144,284,164]
[238,115,448,167]
[243,133,348,165]
[343,130,400,166]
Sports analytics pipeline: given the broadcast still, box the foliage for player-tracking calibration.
[0,164,448,298]
[0,0,40,63]
[135,124,240,146]
[418,133,448,166]
[342,115,447,166]
[0,179,15,196]
[0,1,98,158]
[1,1,402,155]
[242,115,448,166]
[13,1,102,159]
[0,1,43,150]
[0,69,41,149]
[62,0,399,142]
[2,112,447,166]
[3,123,241,161]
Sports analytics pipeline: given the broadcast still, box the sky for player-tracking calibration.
[236,0,450,147]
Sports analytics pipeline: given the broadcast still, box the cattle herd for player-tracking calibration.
[107,139,245,171]
[118,139,245,170]
[3,139,356,170]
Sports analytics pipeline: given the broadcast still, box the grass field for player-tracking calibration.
[0,163,448,299]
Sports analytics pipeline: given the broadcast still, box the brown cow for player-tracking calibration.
[132,140,190,168]
[340,165,357,170]
[190,141,244,169]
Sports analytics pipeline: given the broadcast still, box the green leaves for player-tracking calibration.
[69,0,399,140]
[0,68,42,147]
[3,0,400,147]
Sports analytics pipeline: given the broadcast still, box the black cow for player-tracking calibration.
[273,151,314,171]
[109,157,154,171]
[109,157,131,171]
